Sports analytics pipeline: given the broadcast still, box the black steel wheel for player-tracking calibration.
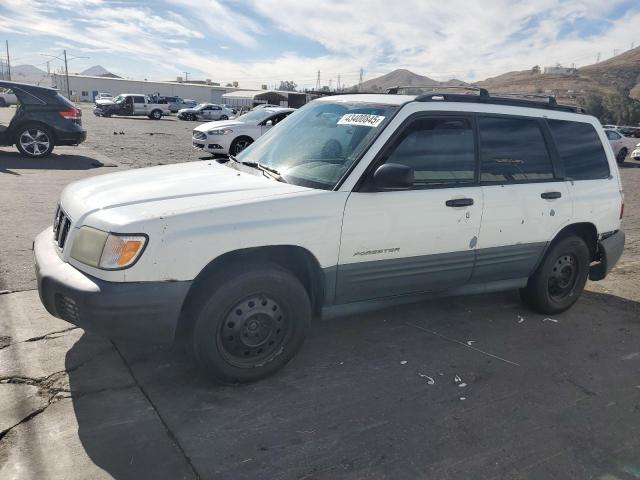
[220,115,228,120]
[520,234,590,314]
[218,295,289,367]
[189,262,311,384]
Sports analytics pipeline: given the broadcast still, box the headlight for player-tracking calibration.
[70,227,147,270]
[207,128,233,135]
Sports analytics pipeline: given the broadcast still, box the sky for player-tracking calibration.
[0,0,639,90]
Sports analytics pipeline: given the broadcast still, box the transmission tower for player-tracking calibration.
[315,70,321,91]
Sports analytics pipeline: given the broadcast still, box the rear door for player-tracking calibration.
[472,115,572,283]
[132,95,146,115]
[337,114,483,303]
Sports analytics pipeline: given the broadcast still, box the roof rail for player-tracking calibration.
[386,85,489,97]
[407,90,584,114]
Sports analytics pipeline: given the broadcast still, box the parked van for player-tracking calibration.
[35,88,624,383]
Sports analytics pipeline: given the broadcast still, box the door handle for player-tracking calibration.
[541,191,562,200]
[445,198,474,207]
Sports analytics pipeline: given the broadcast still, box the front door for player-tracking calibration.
[337,115,483,304]
[472,115,572,282]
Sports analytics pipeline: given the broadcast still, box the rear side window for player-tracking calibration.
[547,120,610,180]
[385,116,475,186]
[479,116,554,183]
[133,96,145,104]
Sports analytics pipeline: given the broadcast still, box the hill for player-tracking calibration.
[6,64,48,84]
[351,69,468,93]
[80,65,120,78]
[478,47,640,102]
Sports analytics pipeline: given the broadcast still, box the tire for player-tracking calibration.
[520,234,590,314]
[150,109,162,120]
[190,263,311,384]
[220,115,228,120]
[189,114,196,121]
[16,124,55,158]
[230,136,253,156]
[616,148,628,164]
[0,98,6,107]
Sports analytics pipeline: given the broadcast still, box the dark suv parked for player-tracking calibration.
[0,81,86,158]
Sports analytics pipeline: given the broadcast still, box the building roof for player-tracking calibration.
[55,73,234,91]
[222,89,306,99]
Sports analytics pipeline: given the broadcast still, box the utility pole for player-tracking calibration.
[183,71,189,82]
[315,70,321,91]
[5,40,11,81]
[596,52,601,63]
[63,49,70,98]
[359,68,363,90]
[337,74,341,92]
[0,59,4,81]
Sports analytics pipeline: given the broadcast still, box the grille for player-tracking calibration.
[54,294,80,323]
[52,205,71,249]
[193,130,206,141]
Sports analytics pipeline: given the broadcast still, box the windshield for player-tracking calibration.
[194,104,208,110]
[236,109,276,124]
[236,101,398,189]
[113,95,124,103]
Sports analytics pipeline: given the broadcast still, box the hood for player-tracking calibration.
[194,119,245,131]
[95,99,115,106]
[60,161,308,228]
[178,107,198,114]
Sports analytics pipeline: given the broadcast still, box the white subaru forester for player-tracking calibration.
[35,88,625,383]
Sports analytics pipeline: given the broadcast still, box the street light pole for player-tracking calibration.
[63,50,70,98]
[5,40,11,81]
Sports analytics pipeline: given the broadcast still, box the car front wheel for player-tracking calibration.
[520,234,590,314]
[189,263,311,384]
[230,137,253,155]
[16,125,55,158]
[616,148,628,164]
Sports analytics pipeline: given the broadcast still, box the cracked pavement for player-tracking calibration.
[1,108,640,479]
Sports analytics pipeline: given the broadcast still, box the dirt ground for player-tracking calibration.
[1,103,640,479]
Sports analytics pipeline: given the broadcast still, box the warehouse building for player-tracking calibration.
[51,74,244,104]
[222,89,310,108]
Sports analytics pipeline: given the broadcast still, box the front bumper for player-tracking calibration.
[589,230,625,281]
[192,140,226,154]
[34,228,191,343]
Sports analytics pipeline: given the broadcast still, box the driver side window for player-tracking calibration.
[382,116,476,187]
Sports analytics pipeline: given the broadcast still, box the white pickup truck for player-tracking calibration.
[35,90,625,384]
[93,94,171,119]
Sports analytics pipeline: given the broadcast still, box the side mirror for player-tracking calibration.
[372,163,414,190]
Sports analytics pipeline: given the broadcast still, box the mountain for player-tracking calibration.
[5,64,48,84]
[80,65,120,78]
[478,46,640,102]
[350,68,468,93]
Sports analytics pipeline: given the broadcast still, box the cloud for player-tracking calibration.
[0,0,638,88]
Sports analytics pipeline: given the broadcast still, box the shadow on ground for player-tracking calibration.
[66,290,640,480]
[0,152,106,174]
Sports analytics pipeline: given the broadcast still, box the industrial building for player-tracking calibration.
[51,74,240,104]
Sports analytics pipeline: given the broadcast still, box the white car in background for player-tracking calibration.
[94,92,113,102]
[192,107,294,155]
[631,142,640,161]
[605,128,637,163]
[0,89,17,106]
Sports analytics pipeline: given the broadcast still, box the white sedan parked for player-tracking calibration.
[605,128,637,163]
[192,107,294,156]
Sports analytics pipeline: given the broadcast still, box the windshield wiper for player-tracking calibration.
[240,160,287,183]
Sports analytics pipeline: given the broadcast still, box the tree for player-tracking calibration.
[531,65,541,74]
[225,83,233,87]
[278,80,297,91]
[578,90,640,125]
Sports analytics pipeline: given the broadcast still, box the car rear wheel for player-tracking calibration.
[149,109,162,120]
[616,148,628,164]
[220,115,228,120]
[189,263,311,384]
[520,234,590,314]
[230,136,253,155]
[16,125,55,158]
[0,98,6,107]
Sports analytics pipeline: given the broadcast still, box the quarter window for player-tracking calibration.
[133,96,145,104]
[479,116,554,183]
[383,117,476,186]
[548,120,610,180]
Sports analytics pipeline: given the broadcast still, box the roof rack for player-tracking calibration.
[399,88,584,114]
[386,85,489,97]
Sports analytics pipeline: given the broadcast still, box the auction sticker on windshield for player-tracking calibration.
[337,113,385,127]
